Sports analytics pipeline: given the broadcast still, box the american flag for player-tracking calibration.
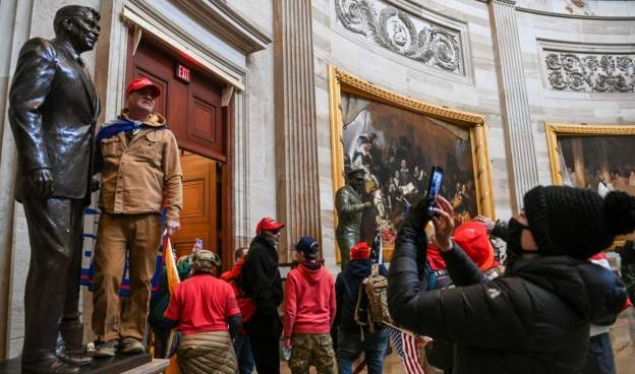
[388,326,427,374]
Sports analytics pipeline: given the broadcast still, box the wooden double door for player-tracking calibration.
[127,37,232,270]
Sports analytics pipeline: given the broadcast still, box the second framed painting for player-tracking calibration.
[546,122,635,248]
[329,66,494,262]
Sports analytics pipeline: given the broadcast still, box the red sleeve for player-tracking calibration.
[284,271,298,339]
[329,275,337,327]
[224,282,240,317]
[164,284,182,321]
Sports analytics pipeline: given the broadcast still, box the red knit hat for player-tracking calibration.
[453,221,496,271]
[350,242,371,260]
[255,217,285,235]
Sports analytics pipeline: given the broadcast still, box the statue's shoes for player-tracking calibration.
[58,350,92,366]
[22,358,80,374]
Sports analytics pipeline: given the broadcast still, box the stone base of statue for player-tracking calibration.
[0,353,166,374]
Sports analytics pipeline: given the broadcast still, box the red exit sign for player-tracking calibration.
[175,64,190,83]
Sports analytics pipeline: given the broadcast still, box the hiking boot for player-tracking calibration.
[94,340,118,358]
[120,337,144,354]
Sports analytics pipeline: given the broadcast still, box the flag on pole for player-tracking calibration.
[388,326,427,374]
[162,231,181,374]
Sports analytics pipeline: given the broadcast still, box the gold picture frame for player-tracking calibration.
[545,122,635,248]
[329,66,494,262]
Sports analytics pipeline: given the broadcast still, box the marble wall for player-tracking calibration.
[516,8,635,186]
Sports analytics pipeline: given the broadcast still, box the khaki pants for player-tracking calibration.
[92,212,161,342]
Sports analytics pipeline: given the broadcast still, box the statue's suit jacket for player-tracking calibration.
[9,37,100,202]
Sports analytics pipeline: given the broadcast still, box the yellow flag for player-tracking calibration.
[164,236,180,294]
[163,235,181,373]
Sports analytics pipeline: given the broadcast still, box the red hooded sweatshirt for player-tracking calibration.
[221,258,256,322]
[284,263,336,338]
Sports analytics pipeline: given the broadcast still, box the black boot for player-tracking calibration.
[58,318,91,366]
[22,355,81,374]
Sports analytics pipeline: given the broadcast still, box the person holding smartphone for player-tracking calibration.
[388,186,633,374]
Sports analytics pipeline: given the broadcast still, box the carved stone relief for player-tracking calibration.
[545,52,634,93]
[565,0,594,16]
[334,0,464,75]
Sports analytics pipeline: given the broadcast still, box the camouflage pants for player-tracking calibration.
[289,333,335,374]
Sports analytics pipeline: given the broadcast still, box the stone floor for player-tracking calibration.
[281,346,635,373]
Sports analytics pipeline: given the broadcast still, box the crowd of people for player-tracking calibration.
[157,185,635,374]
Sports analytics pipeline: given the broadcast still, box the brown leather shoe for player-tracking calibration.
[22,358,80,374]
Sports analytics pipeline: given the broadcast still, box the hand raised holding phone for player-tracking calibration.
[425,166,444,217]
[430,195,455,252]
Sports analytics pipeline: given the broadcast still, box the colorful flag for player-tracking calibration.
[388,326,427,374]
[162,232,181,374]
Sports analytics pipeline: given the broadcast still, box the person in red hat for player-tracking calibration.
[91,76,182,357]
[239,217,286,373]
[334,241,390,374]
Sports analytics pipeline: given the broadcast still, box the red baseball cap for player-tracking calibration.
[350,241,371,260]
[453,221,496,271]
[126,77,161,97]
[256,217,285,235]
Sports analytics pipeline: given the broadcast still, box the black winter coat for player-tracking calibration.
[388,202,627,374]
[334,260,388,333]
[240,236,283,337]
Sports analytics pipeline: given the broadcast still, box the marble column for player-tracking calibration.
[488,0,539,211]
[273,0,321,261]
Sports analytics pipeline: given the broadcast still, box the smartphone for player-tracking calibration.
[426,166,444,215]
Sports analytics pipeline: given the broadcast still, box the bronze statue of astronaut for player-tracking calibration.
[8,5,101,374]
[335,168,372,271]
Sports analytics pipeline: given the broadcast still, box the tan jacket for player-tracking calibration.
[97,112,182,221]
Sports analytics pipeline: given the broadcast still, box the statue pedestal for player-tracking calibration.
[0,353,163,374]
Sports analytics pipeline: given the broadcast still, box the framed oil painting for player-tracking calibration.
[545,123,635,248]
[329,67,494,262]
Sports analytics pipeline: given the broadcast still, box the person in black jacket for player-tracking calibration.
[388,185,633,374]
[239,217,285,374]
[334,241,390,374]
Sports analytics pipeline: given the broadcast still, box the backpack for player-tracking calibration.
[354,263,393,334]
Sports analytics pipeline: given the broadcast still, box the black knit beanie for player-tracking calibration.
[523,185,635,259]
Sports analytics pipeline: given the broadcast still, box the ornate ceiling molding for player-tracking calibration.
[334,0,465,75]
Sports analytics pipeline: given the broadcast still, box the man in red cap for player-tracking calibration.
[91,77,182,356]
[239,217,286,373]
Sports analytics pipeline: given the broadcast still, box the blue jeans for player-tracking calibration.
[582,332,616,374]
[234,333,255,374]
[337,329,389,374]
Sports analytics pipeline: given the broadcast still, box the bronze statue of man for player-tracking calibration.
[8,5,101,374]
[335,168,372,270]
